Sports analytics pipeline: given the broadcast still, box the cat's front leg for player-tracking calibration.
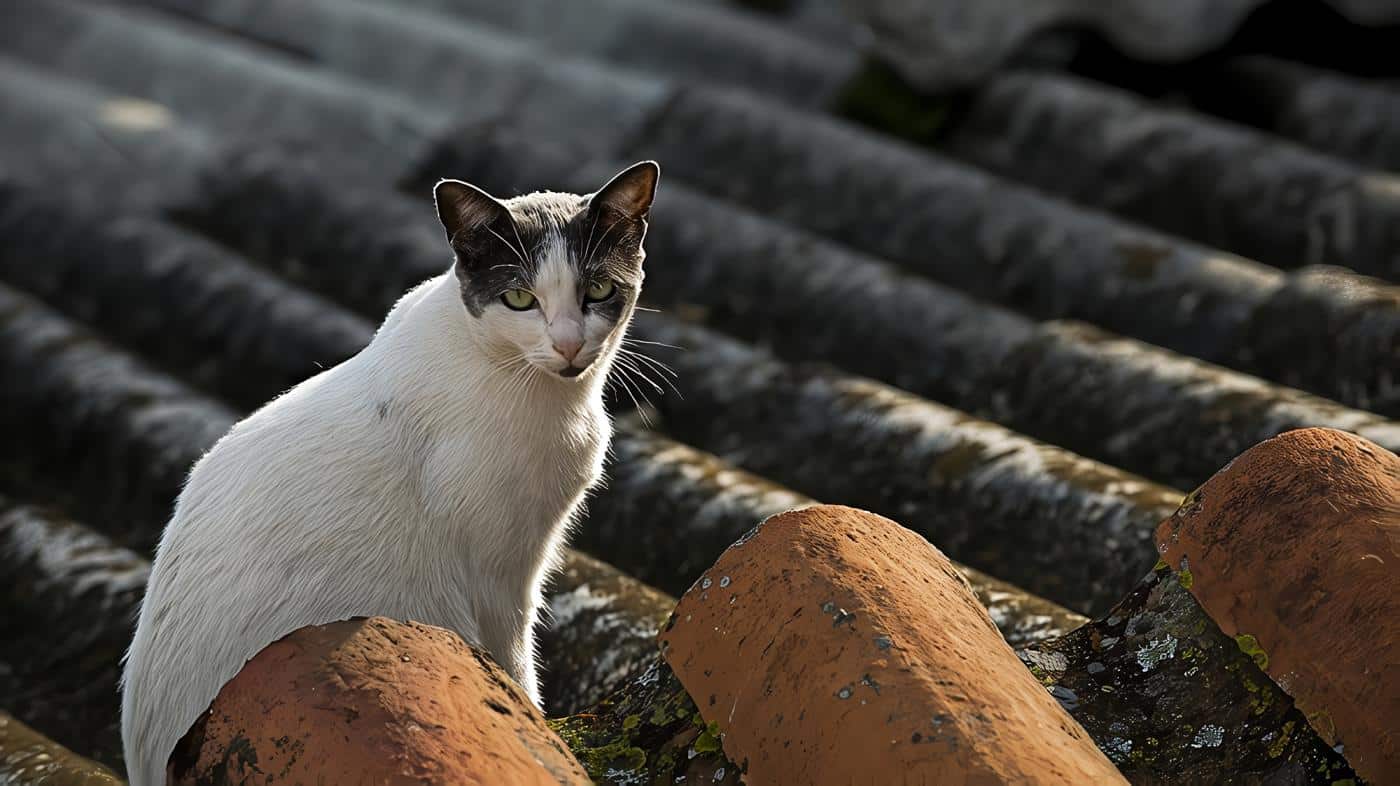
[513,617,543,709]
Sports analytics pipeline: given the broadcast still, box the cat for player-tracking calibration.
[120,161,660,786]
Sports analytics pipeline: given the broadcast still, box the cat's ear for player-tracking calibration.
[433,179,512,244]
[589,161,660,222]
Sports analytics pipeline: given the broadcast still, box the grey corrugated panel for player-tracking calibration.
[0,500,146,770]
[840,0,1400,90]
[38,0,1398,416]
[610,85,1400,416]
[0,0,444,180]
[1197,56,1400,173]
[82,0,669,162]
[0,285,234,545]
[0,181,371,410]
[102,0,1398,412]
[378,0,856,107]
[1243,266,1400,414]
[6,38,1383,498]
[0,56,211,213]
[941,70,1400,282]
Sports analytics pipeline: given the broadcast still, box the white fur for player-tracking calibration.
[120,231,625,785]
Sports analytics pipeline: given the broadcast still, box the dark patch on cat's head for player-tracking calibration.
[431,162,660,323]
[433,178,529,317]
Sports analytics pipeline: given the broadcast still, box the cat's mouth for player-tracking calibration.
[558,366,585,378]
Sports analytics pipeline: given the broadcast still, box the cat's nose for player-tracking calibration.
[553,337,583,364]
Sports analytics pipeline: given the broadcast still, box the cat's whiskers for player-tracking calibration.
[622,336,682,350]
[618,346,682,399]
[604,357,654,425]
[615,354,664,395]
[610,350,677,428]
[624,349,678,378]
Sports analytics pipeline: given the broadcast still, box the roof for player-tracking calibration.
[0,0,1396,782]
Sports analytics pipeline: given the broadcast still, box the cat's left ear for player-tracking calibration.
[589,161,660,222]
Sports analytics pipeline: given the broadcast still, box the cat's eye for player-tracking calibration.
[501,289,536,310]
[584,279,616,303]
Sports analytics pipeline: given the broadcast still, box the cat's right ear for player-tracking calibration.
[433,179,511,245]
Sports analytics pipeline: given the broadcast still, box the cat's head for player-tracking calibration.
[433,161,659,381]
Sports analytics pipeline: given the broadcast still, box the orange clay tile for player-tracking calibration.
[660,504,1126,785]
[1158,427,1400,783]
[167,616,589,786]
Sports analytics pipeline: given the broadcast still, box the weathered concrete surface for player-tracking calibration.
[1157,428,1400,782]
[660,506,1127,785]
[0,500,146,771]
[0,711,124,786]
[942,70,1400,281]
[167,617,590,786]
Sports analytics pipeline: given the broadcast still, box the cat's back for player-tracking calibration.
[183,275,443,524]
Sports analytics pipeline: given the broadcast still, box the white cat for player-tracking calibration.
[120,161,660,786]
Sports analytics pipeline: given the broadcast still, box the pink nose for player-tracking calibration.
[554,337,583,364]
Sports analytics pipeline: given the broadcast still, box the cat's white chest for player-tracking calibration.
[406,392,607,647]
[419,400,605,566]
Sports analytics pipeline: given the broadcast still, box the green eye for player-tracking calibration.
[585,279,616,303]
[501,289,536,310]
